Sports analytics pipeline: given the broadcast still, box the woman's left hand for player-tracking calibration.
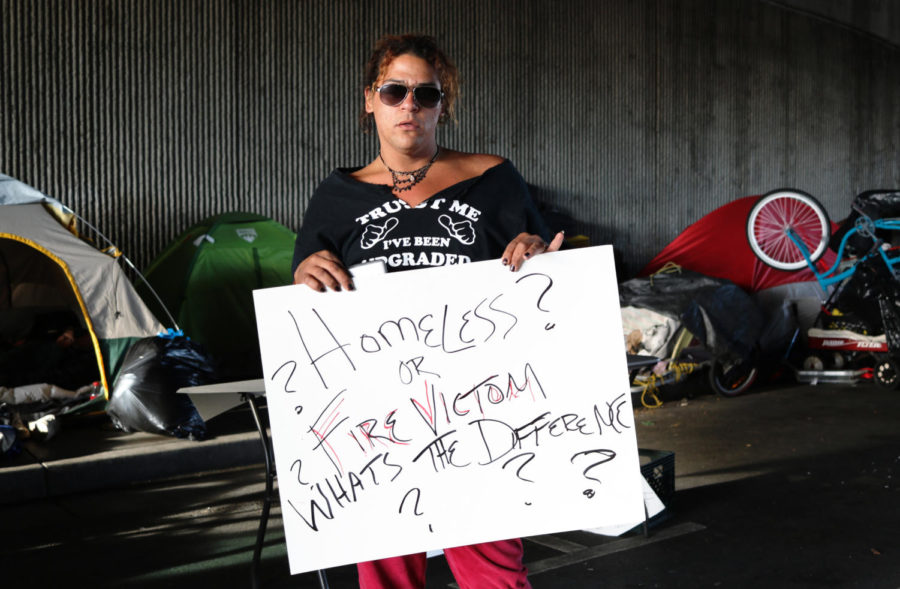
[501,231,565,272]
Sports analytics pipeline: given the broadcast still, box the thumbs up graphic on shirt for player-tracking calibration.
[360,217,399,250]
[438,215,476,245]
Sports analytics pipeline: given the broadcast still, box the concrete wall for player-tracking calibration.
[773,0,900,47]
[3,0,899,277]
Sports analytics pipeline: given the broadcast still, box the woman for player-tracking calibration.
[292,33,562,589]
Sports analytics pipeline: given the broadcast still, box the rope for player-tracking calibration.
[670,361,700,381]
[638,376,663,409]
[633,361,702,409]
[649,261,682,286]
[633,372,663,408]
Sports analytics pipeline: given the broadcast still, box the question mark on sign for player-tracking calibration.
[399,488,435,533]
[571,449,617,484]
[515,272,556,330]
[515,272,554,312]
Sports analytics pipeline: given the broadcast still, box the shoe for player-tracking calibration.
[819,307,883,336]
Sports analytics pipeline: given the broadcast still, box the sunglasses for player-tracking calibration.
[375,83,444,109]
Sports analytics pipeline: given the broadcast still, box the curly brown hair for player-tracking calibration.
[359,34,459,132]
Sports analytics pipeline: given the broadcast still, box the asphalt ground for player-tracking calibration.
[1,378,898,588]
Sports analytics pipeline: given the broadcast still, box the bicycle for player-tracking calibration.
[746,188,900,388]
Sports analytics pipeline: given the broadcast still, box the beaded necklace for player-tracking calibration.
[379,147,440,192]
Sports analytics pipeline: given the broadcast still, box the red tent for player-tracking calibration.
[638,196,837,292]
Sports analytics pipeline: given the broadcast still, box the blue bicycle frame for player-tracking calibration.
[785,216,900,293]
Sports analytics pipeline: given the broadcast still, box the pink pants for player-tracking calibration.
[357,538,530,589]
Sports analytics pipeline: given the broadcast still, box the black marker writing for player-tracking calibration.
[515,272,554,312]
[399,487,424,516]
[571,449,617,483]
[410,381,451,436]
[502,452,536,483]
[471,298,497,341]
[471,408,598,466]
[287,485,334,532]
[289,458,309,485]
[412,430,470,472]
[594,393,630,435]
[398,355,441,384]
[308,390,350,476]
[288,308,355,389]
[288,452,402,532]
[450,364,547,422]
[271,360,299,393]
[358,452,403,485]
[488,294,518,339]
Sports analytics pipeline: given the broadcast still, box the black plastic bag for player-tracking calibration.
[829,190,900,256]
[681,283,764,360]
[620,270,764,361]
[107,333,215,439]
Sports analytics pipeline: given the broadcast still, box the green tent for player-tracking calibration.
[138,212,296,381]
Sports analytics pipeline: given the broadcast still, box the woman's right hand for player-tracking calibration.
[293,250,354,292]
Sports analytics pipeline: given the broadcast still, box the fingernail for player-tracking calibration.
[524,252,531,258]
[348,283,356,291]
[509,265,516,272]
[501,258,509,265]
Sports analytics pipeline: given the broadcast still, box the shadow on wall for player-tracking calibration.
[529,184,625,280]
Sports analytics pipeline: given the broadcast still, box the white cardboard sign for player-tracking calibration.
[253,245,644,575]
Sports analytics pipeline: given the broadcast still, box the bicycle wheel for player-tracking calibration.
[746,189,831,271]
[708,355,759,397]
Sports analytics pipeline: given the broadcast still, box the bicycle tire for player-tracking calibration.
[708,356,759,397]
[746,189,831,271]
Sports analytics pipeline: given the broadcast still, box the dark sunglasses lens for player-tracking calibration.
[379,84,408,106]
[414,87,442,108]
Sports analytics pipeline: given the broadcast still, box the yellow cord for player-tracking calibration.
[634,374,663,408]
[641,379,663,408]
[633,361,701,409]
[649,261,682,286]
[671,361,700,381]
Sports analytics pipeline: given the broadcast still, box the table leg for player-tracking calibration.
[246,394,274,589]
[244,393,330,589]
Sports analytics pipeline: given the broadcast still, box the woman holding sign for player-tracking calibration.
[292,33,561,589]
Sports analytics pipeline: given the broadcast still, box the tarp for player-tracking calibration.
[621,270,764,360]
[639,195,838,293]
[137,212,296,381]
[0,174,165,397]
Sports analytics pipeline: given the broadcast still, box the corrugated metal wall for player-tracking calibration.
[3,0,899,277]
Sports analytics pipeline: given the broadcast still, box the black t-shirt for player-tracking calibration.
[291,159,550,273]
